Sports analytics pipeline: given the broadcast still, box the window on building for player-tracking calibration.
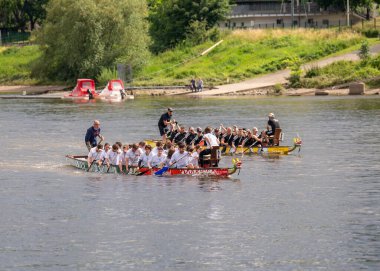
[241,22,245,27]
[322,19,329,25]
[233,22,236,27]
[276,19,283,25]
[225,22,228,27]
[308,18,314,25]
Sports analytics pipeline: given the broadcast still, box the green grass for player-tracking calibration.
[301,55,380,88]
[134,28,368,86]
[0,28,378,87]
[0,45,41,84]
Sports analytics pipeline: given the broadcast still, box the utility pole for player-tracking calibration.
[347,0,350,27]
[291,0,295,28]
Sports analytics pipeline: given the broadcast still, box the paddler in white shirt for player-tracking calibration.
[138,145,153,168]
[106,144,122,172]
[87,144,105,168]
[120,144,129,172]
[150,147,167,168]
[125,144,141,172]
[169,142,190,168]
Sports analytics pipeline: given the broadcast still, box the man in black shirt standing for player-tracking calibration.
[158,108,174,142]
[266,113,280,136]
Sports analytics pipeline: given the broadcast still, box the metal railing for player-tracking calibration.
[0,31,31,46]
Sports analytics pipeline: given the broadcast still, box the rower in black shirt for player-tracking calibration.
[266,112,280,136]
[220,127,235,153]
[158,108,174,142]
[172,126,187,144]
[193,127,204,145]
[185,127,197,145]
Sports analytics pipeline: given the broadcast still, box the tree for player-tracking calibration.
[0,0,48,31]
[33,0,150,82]
[148,0,230,53]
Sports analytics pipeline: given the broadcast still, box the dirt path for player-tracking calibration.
[188,43,380,96]
[0,85,67,94]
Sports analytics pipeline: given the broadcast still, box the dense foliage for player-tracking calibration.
[148,0,230,53]
[0,0,48,31]
[33,0,150,82]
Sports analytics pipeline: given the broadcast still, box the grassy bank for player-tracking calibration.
[0,28,376,87]
[0,45,41,85]
[134,29,367,86]
[300,55,380,89]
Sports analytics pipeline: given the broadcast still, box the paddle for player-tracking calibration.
[87,151,100,172]
[136,167,152,176]
[155,152,189,176]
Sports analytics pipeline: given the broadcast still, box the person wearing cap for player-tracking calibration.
[158,108,174,142]
[85,120,104,151]
[266,113,280,136]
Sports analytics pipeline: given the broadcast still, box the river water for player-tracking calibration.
[0,96,379,270]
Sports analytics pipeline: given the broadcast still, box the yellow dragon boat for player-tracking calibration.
[144,137,302,155]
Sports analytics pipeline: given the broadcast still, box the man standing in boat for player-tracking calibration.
[158,108,174,142]
[266,113,280,136]
[85,120,104,151]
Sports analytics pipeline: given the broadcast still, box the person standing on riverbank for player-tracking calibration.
[158,108,174,142]
[85,120,104,151]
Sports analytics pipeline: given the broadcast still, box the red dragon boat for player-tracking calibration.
[66,155,242,177]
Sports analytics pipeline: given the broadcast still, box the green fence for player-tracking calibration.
[0,31,31,46]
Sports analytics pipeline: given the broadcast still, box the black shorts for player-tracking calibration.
[159,126,166,136]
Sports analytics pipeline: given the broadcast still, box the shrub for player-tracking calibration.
[358,41,370,60]
[362,29,379,38]
[96,67,117,86]
[305,65,321,78]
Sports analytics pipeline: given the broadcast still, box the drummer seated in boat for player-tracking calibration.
[106,144,122,172]
[169,142,190,168]
[87,144,105,168]
[199,127,220,167]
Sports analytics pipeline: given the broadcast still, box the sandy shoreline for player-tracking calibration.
[0,85,379,97]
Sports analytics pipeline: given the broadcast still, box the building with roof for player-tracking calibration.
[221,0,362,29]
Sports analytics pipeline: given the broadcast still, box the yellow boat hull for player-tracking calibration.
[144,139,300,155]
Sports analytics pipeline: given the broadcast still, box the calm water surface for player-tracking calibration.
[0,96,379,270]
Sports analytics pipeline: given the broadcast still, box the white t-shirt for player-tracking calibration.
[120,151,129,165]
[107,150,121,166]
[150,153,167,167]
[88,147,106,161]
[139,152,153,167]
[203,133,219,148]
[126,149,141,166]
[170,151,189,168]
[189,152,199,167]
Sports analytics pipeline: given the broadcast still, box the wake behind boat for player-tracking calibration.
[66,155,242,177]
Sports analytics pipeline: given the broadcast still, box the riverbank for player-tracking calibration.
[1,84,379,98]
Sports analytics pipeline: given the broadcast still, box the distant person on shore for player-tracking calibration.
[158,108,174,142]
[190,78,196,92]
[85,120,104,151]
[197,78,203,92]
